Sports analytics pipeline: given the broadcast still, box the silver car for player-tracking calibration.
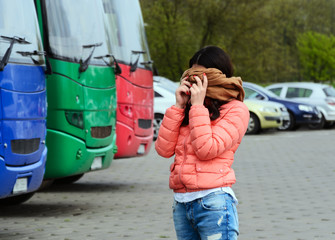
[153,76,178,140]
[266,82,335,128]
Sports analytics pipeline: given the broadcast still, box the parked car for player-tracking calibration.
[153,76,179,97]
[243,82,321,130]
[153,77,289,136]
[153,77,177,140]
[266,82,335,128]
[244,99,289,134]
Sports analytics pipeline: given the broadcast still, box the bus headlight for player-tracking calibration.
[65,111,84,129]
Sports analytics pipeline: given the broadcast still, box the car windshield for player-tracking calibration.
[0,0,44,65]
[154,77,178,94]
[246,83,279,99]
[45,0,111,64]
[323,86,335,97]
[102,0,151,65]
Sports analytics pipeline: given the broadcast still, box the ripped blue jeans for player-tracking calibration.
[173,191,239,240]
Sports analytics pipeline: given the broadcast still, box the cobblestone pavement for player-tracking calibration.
[1,128,335,240]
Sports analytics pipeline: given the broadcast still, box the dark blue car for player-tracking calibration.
[243,82,321,130]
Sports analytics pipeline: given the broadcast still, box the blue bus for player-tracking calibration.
[0,0,47,204]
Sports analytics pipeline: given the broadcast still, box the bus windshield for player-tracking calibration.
[102,0,151,66]
[45,0,111,65]
[0,0,44,65]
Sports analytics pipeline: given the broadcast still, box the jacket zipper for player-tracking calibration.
[179,134,189,192]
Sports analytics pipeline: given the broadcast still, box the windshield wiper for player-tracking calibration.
[16,50,45,65]
[0,35,30,71]
[79,42,103,73]
[94,54,122,75]
[130,50,146,72]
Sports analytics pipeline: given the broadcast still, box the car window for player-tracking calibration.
[268,87,282,96]
[247,83,278,98]
[244,87,265,100]
[323,87,335,97]
[153,77,178,94]
[286,87,312,98]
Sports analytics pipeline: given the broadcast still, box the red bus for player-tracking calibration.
[102,0,154,158]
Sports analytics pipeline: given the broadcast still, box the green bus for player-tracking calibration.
[35,0,118,183]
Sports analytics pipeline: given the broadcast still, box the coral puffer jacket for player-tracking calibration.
[155,100,249,193]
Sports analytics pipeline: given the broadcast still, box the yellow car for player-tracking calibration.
[244,99,289,134]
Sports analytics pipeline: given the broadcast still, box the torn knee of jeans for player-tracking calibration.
[217,215,224,226]
[207,233,222,240]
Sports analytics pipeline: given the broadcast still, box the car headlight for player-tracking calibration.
[260,107,277,113]
[298,105,313,112]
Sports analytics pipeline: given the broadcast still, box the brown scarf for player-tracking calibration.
[181,66,245,102]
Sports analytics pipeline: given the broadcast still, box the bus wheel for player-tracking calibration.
[38,179,55,191]
[54,174,85,184]
[0,192,35,206]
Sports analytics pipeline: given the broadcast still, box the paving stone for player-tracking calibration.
[0,128,334,240]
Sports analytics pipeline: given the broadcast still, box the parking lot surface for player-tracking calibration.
[1,128,335,240]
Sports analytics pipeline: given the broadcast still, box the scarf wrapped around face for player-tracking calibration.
[181,66,245,102]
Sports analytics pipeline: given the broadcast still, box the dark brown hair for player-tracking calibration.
[182,46,233,126]
[189,46,233,77]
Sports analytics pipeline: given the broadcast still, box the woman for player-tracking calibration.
[155,45,249,240]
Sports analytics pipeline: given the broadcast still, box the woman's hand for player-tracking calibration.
[175,77,191,109]
[190,73,207,106]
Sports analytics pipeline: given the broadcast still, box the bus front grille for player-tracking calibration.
[138,119,152,129]
[11,138,40,154]
[91,126,112,139]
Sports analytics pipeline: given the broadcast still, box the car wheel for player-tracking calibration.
[324,121,335,129]
[278,111,296,131]
[247,113,260,134]
[0,192,35,205]
[308,114,325,130]
[153,113,164,141]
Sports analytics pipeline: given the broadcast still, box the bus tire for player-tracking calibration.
[0,192,35,205]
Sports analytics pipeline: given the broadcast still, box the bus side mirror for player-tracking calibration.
[113,57,122,75]
[44,55,53,75]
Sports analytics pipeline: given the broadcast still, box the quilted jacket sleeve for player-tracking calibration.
[189,101,249,160]
[155,105,185,158]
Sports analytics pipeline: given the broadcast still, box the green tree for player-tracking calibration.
[140,0,194,81]
[297,31,335,83]
[140,0,335,83]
